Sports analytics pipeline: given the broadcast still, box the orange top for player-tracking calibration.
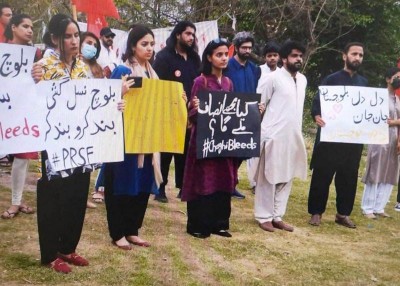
[0,24,6,43]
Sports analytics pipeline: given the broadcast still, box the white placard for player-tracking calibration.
[78,20,219,62]
[0,44,46,154]
[37,79,124,171]
[320,85,389,144]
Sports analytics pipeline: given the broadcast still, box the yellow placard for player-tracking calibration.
[123,78,187,153]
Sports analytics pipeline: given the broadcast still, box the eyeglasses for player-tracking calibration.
[211,38,228,44]
[105,35,115,39]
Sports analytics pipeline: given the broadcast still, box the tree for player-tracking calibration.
[5,0,400,87]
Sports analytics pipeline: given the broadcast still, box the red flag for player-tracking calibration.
[228,44,235,58]
[72,0,119,19]
[86,13,107,37]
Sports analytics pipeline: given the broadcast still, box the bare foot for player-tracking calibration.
[115,237,130,247]
[112,237,132,250]
[126,235,150,247]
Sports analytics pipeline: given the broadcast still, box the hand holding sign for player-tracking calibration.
[319,85,389,144]
[196,90,261,159]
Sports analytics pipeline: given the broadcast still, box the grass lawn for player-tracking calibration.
[0,141,399,285]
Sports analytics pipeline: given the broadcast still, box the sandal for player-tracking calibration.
[19,205,35,214]
[1,210,19,219]
[92,191,104,203]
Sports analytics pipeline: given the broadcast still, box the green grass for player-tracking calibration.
[0,139,399,285]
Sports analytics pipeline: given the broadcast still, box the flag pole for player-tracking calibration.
[71,1,77,21]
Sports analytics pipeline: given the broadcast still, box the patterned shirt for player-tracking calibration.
[38,50,99,180]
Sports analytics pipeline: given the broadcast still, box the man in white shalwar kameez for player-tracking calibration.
[247,41,281,191]
[254,40,307,232]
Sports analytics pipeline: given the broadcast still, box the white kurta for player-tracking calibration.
[97,43,119,71]
[247,67,276,187]
[256,67,307,184]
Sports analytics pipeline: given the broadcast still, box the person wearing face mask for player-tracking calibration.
[360,67,400,219]
[79,32,104,209]
[80,32,104,79]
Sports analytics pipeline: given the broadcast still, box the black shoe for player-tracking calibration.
[187,231,210,239]
[212,230,232,237]
[232,189,245,199]
[154,194,168,203]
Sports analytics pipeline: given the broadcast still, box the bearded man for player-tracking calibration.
[307,42,368,228]
[255,40,308,233]
[152,21,201,203]
[224,31,261,199]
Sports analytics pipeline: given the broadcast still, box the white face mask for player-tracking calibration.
[81,43,97,60]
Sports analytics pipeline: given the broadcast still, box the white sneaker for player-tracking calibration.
[394,203,400,212]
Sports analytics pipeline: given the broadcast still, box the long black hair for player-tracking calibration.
[201,39,230,75]
[4,13,31,42]
[166,21,198,51]
[42,14,80,62]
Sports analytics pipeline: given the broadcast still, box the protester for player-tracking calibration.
[35,13,126,273]
[259,41,280,76]
[97,26,119,78]
[0,3,12,43]
[183,39,243,239]
[361,67,400,219]
[308,42,368,228]
[79,31,105,207]
[104,24,162,250]
[254,40,307,233]
[1,14,39,219]
[224,31,261,199]
[0,4,13,166]
[152,20,201,203]
[80,31,104,78]
[247,40,281,193]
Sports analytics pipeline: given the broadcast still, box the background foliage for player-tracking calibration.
[5,0,400,88]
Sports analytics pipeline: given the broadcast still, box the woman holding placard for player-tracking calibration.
[104,24,162,250]
[1,14,40,219]
[181,39,239,239]
[35,14,128,273]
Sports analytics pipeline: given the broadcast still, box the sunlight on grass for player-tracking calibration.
[1,138,399,285]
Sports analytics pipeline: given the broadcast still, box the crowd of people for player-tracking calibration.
[1,2,400,274]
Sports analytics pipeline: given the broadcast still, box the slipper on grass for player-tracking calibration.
[1,210,19,219]
[19,205,35,214]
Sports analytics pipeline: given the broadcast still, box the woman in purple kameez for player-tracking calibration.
[181,39,239,239]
